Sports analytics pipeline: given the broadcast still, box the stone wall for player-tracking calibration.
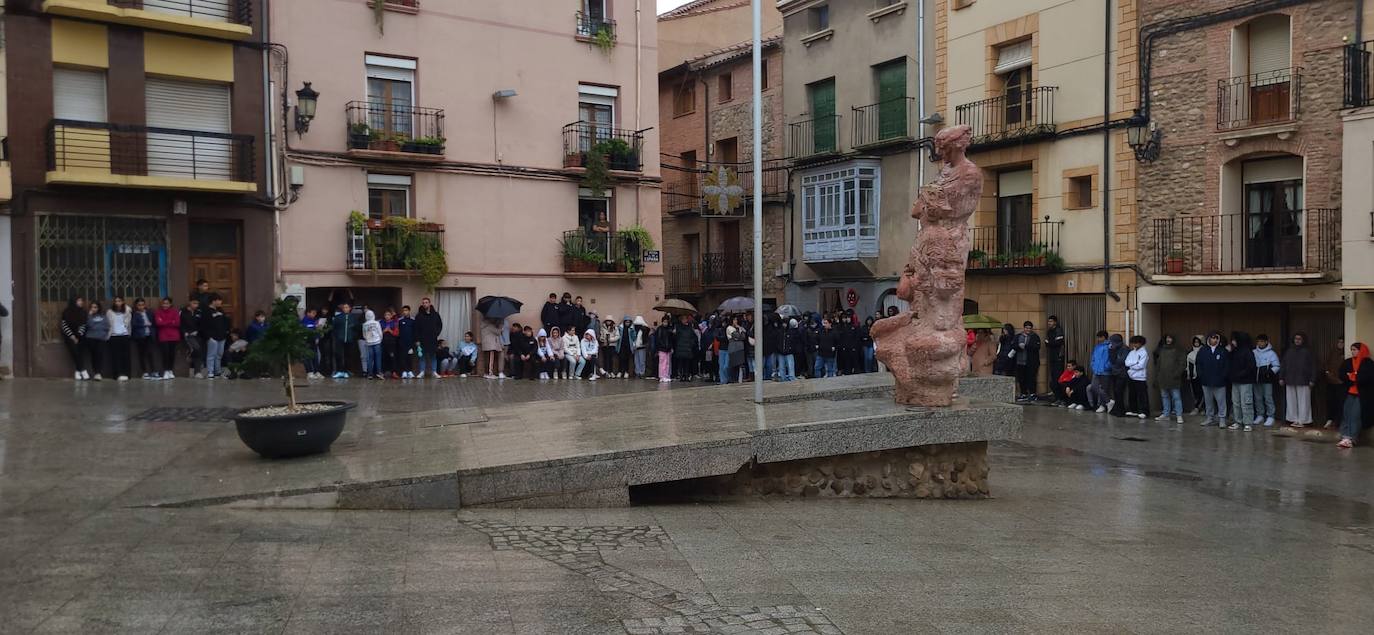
[633,442,991,501]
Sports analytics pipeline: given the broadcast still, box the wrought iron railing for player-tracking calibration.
[561,229,646,274]
[346,218,445,271]
[666,264,703,295]
[702,251,752,286]
[345,101,445,154]
[47,119,254,183]
[112,0,253,25]
[1150,209,1339,275]
[966,218,1062,272]
[787,114,841,160]
[955,86,1056,150]
[1345,42,1374,107]
[661,159,788,216]
[576,11,615,39]
[562,123,644,171]
[852,97,915,148]
[1217,67,1301,130]
[662,179,702,215]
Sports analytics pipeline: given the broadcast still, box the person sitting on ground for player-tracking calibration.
[547,326,567,380]
[435,339,455,375]
[245,310,268,344]
[562,325,582,380]
[536,329,557,380]
[1052,360,1077,406]
[1064,364,1092,410]
[457,331,479,377]
[224,329,250,378]
[578,329,600,381]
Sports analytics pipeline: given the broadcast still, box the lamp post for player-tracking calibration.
[294,82,319,135]
[1126,109,1160,163]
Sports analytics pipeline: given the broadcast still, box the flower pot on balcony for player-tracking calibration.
[370,139,400,152]
[401,141,424,154]
[1165,257,1186,274]
[348,133,371,149]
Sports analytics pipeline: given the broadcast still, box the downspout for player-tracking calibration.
[635,0,643,227]
[1102,0,1119,324]
[1358,0,1364,44]
[917,0,926,186]
[262,0,282,290]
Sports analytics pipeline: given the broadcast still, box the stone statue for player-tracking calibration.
[872,125,982,406]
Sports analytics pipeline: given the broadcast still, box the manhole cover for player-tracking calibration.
[130,407,240,422]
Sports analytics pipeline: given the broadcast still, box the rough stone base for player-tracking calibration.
[632,441,990,501]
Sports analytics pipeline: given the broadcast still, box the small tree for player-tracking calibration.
[243,296,313,410]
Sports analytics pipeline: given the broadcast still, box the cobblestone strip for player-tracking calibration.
[462,520,842,635]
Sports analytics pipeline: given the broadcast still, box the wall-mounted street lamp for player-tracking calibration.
[294,82,319,135]
[1126,109,1161,163]
[492,89,518,100]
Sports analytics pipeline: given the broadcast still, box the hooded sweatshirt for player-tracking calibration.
[1279,333,1316,386]
[1253,341,1281,382]
[535,329,555,360]
[631,317,649,349]
[1228,332,1257,384]
[580,330,599,358]
[362,310,382,345]
[1154,336,1186,390]
[562,329,581,360]
[60,299,87,341]
[1196,333,1231,387]
[1125,345,1149,382]
[458,339,478,362]
[1090,339,1111,376]
[1340,344,1374,432]
[548,328,567,359]
[1108,335,1128,378]
[84,310,111,341]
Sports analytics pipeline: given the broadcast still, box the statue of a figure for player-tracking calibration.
[872,125,982,406]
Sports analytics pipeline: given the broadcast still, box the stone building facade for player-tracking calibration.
[659,38,788,312]
[1134,0,1354,374]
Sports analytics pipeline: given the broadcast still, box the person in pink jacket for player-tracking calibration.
[153,296,181,379]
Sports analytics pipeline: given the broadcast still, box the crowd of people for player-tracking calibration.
[969,317,1374,449]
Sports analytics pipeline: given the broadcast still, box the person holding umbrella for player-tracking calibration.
[476,295,522,378]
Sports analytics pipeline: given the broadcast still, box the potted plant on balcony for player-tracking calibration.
[1045,250,1065,272]
[562,236,604,273]
[595,138,637,171]
[348,123,372,149]
[1165,250,1187,274]
[407,136,445,155]
[1025,243,1048,267]
[592,24,616,55]
[233,297,356,459]
[369,130,402,152]
[967,248,987,268]
[617,224,654,274]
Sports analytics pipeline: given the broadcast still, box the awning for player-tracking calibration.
[993,39,1032,75]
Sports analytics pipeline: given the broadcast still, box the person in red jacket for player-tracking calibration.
[153,297,181,380]
[1052,360,1078,406]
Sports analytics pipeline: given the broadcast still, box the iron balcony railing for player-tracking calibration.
[111,0,252,25]
[346,218,445,271]
[576,11,615,39]
[966,218,1062,272]
[1150,209,1339,276]
[1345,41,1374,107]
[852,96,915,148]
[1217,67,1301,130]
[561,229,646,274]
[562,122,644,172]
[955,86,1056,150]
[661,159,788,216]
[787,114,841,160]
[345,101,445,154]
[665,264,703,295]
[47,119,254,183]
[702,251,752,287]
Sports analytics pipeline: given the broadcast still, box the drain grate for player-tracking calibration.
[130,407,240,422]
[1112,436,1150,442]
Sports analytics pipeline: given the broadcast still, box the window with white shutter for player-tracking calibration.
[53,69,107,123]
[141,0,231,23]
[145,78,233,180]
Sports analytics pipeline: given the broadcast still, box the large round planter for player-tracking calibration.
[234,401,356,459]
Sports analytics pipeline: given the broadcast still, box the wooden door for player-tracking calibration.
[191,258,240,327]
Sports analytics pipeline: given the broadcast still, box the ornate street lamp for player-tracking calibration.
[294,82,319,135]
[1126,109,1161,163]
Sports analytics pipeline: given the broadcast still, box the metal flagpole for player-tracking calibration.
[751,0,764,404]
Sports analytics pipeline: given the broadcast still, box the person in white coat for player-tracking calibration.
[361,309,383,379]
[1124,335,1150,419]
[562,327,582,379]
[576,329,600,380]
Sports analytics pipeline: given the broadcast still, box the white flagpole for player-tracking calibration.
[751,0,764,404]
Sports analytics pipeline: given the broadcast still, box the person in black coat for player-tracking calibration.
[1228,331,1258,428]
[1014,321,1042,401]
[556,293,576,333]
[994,324,1017,377]
[761,315,783,380]
[837,320,861,375]
[815,319,839,378]
[540,293,560,331]
[672,315,698,381]
[782,319,804,381]
[414,298,443,377]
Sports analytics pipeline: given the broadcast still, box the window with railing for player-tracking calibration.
[966,218,1062,272]
[113,0,253,25]
[1345,40,1374,107]
[800,161,880,262]
[562,122,644,171]
[48,120,254,183]
[345,101,445,154]
[576,1,615,40]
[1217,68,1301,130]
[1150,208,1339,275]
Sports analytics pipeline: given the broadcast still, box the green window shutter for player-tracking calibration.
[875,61,907,140]
[809,79,836,153]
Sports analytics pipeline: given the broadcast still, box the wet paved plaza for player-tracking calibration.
[2,376,1373,633]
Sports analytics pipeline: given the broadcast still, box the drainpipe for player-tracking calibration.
[262,0,282,289]
[635,0,643,227]
[917,0,926,186]
[1102,0,1120,324]
[1358,0,1364,43]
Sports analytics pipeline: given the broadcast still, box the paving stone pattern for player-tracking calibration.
[464,520,842,635]
[128,406,242,422]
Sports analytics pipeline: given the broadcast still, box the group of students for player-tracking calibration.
[58,282,238,381]
[1037,328,1374,449]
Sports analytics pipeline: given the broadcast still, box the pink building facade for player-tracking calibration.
[271,0,662,340]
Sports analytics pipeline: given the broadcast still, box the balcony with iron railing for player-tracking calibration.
[955,86,1056,151]
[46,119,256,192]
[787,114,841,162]
[44,0,254,39]
[665,264,703,296]
[1344,41,1374,108]
[1218,67,1301,131]
[966,218,1063,273]
[575,11,615,41]
[1150,208,1339,279]
[346,217,446,272]
[662,159,788,217]
[852,97,915,149]
[562,123,645,172]
[702,251,752,287]
[345,101,446,160]
[561,229,646,276]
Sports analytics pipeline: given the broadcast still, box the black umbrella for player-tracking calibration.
[476,296,522,320]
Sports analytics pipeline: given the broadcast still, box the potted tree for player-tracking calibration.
[1165,250,1186,274]
[233,297,355,458]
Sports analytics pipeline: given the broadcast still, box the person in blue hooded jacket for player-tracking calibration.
[1089,330,1112,411]
[1195,332,1230,426]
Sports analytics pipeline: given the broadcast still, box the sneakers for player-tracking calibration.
[1337,437,1354,449]
[1155,414,1170,421]
[1253,416,1264,426]
[1264,417,1275,427]
[1125,411,1137,417]
[498,373,507,379]
[1137,413,1147,419]
[1243,425,1253,432]
[117,375,129,382]
[1290,422,1307,429]
[194,372,205,379]
[431,372,443,379]
[1073,404,1086,410]
[588,375,598,381]
[1176,416,1184,424]
[1095,406,1106,413]
[539,372,549,380]
[1201,418,1215,427]
[1227,423,1240,431]
[484,374,496,379]
[1106,399,1116,412]
[74,371,83,380]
